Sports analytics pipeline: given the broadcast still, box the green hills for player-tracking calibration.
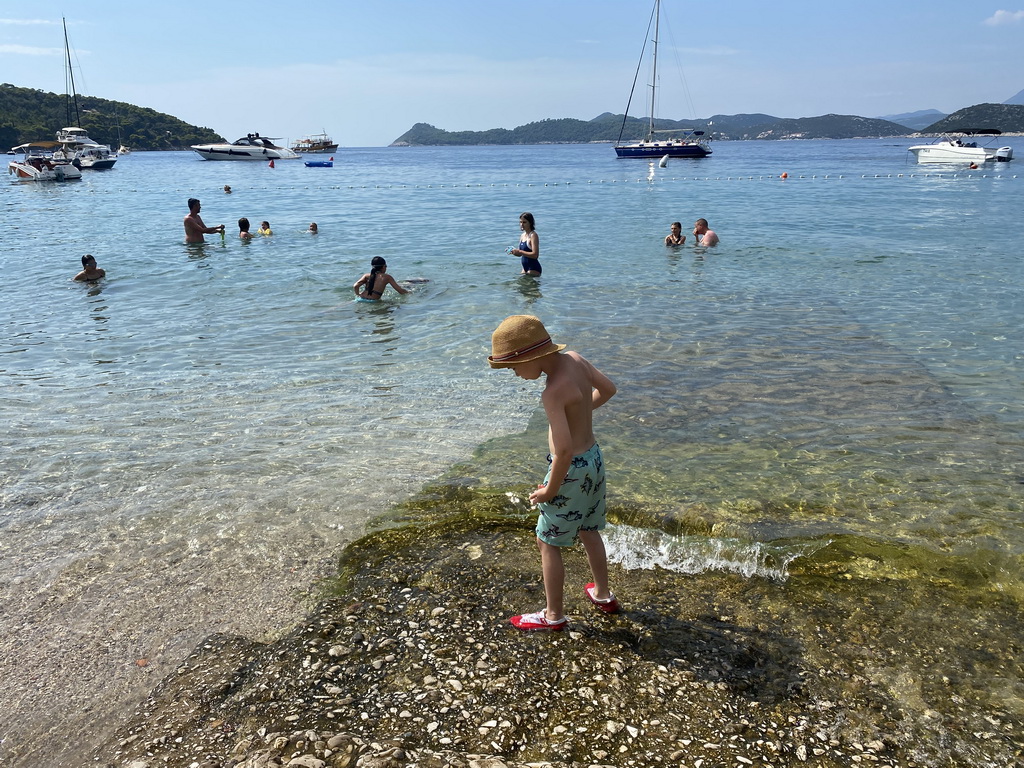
[0,83,222,151]
[391,103,1024,146]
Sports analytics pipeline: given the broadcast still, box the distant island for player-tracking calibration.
[391,103,1024,147]
[0,83,222,151]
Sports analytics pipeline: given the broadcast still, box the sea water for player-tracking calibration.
[2,139,1024,762]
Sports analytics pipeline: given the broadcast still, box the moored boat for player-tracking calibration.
[56,126,117,170]
[191,134,300,161]
[8,142,83,181]
[907,130,1013,164]
[58,19,117,170]
[291,133,338,153]
[614,0,712,159]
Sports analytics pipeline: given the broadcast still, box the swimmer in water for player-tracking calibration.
[73,254,105,282]
[353,257,410,301]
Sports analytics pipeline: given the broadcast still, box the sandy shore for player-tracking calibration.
[84,505,1022,768]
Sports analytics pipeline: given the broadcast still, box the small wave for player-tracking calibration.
[605,523,824,581]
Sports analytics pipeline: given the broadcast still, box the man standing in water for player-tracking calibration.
[692,218,719,247]
[183,198,225,243]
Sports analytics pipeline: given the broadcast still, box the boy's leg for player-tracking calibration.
[537,537,566,621]
[578,530,611,600]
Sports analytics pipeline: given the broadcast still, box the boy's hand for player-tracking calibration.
[529,483,555,506]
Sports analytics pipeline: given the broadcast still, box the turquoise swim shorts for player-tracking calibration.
[536,443,606,547]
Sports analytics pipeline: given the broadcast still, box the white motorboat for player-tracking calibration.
[8,142,83,181]
[191,134,299,161]
[908,130,1013,164]
[55,126,117,170]
[58,20,117,170]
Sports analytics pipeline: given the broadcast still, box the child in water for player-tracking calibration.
[257,221,273,236]
[509,212,541,276]
[73,254,105,282]
[664,222,685,246]
[353,257,409,301]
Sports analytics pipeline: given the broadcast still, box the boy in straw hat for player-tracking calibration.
[488,315,620,630]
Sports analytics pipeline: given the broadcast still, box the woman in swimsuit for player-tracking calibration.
[510,212,541,276]
[353,256,410,301]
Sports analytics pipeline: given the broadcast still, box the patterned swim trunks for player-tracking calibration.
[536,443,606,547]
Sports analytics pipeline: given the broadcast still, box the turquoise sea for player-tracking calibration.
[3,139,1024,764]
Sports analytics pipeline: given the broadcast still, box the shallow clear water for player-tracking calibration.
[3,139,1024,761]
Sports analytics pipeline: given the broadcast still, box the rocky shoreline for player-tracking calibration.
[88,497,1022,768]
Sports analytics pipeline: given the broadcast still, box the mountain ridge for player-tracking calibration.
[392,103,1024,146]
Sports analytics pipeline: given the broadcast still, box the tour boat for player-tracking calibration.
[191,134,300,161]
[291,133,339,153]
[907,130,1013,164]
[614,0,712,159]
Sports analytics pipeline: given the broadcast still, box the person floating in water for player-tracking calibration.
[488,315,619,631]
[509,211,541,276]
[257,221,273,236]
[353,257,409,301]
[223,185,232,194]
[183,198,225,244]
[692,218,719,247]
[238,217,255,240]
[73,254,105,282]
[664,221,686,246]
[308,222,318,234]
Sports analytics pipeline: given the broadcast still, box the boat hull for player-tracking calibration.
[9,160,82,181]
[615,142,712,159]
[908,136,1013,164]
[192,146,300,161]
[293,143,338,153]
[192,135,300,161]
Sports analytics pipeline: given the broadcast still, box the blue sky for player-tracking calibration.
[2,1,1022,147]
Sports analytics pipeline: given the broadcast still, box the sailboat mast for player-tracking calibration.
[63,17,81,127]
[648,0,660,141]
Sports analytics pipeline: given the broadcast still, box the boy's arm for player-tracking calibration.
[587,361,617,409]
[529,391,573,506]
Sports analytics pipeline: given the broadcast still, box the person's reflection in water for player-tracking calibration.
[363,302,399,364]
[514,274,543,306]
[185,242,214,266]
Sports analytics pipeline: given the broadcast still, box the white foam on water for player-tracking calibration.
[605,523,825,582]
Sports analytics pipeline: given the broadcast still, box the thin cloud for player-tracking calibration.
[0,44,62,55]
[983,10,1024,25]
[0,18,58,25]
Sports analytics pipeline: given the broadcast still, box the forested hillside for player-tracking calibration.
[923,103,1024,133]
[0,83,222,150]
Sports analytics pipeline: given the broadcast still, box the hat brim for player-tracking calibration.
[488,342,565,368]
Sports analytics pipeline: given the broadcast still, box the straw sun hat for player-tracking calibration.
[488,315,566,368]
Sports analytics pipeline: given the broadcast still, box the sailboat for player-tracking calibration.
[56,18,117,170]
[614,0,711,159]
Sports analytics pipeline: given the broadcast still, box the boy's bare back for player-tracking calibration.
[542,351,615,457]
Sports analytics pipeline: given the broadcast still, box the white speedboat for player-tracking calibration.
[908,130,1013,164]
[55,126,117,169]
[191,134,299,161]
[8,142,83,181]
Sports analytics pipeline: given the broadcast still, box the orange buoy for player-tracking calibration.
[780,172,788,179]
